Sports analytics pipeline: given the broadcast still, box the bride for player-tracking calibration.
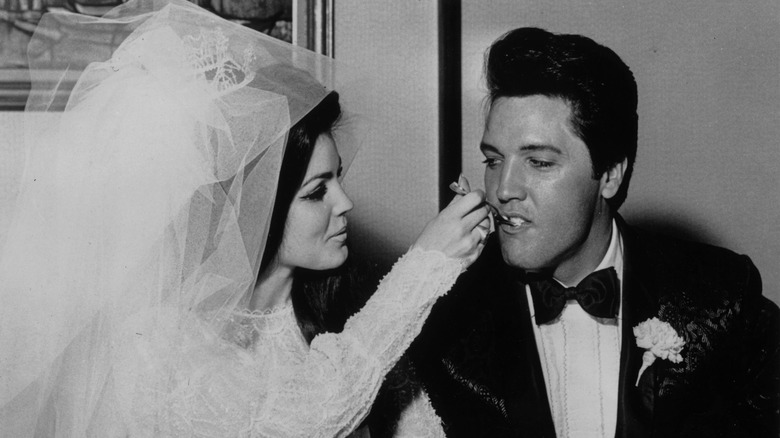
[0,0,489,436]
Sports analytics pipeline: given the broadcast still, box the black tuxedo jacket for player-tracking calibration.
[408,217,779,437]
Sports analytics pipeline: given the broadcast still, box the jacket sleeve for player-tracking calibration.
[675,256,780,438]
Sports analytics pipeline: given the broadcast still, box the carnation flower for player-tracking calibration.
[633,317,685,386]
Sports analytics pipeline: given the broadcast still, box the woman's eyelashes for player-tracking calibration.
[302,182,327,201]
[301,165,341,201]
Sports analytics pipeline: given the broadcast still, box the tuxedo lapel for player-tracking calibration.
[499,267,557,436]
[417,237,557,436]
[615,217,659,437]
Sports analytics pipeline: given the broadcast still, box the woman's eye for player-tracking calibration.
[302,184,327,201]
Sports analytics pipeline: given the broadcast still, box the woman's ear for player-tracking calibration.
[600,158,628,200]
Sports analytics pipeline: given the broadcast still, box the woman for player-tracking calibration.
[0,1,487,436]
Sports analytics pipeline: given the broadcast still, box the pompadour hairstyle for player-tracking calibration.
[485,27,638,209]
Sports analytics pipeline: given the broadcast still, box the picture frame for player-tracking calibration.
[0,0,332,110]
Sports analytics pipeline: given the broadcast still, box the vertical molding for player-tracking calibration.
[438,0,462,209]
[294,0,333,56]
[292,0,306,47]
[307,0,334,57]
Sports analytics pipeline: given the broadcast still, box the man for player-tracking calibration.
[409,27,779,437]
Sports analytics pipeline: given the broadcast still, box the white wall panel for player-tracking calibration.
[335,1,441,266]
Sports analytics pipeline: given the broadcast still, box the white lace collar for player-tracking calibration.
[226,303,297,346]
[233,302,294,318]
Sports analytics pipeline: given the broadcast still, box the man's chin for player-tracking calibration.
[499,240,552,271]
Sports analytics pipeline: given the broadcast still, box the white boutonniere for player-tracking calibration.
[633,317,685,386]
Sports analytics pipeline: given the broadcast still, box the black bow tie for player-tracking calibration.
[528,267,620,325]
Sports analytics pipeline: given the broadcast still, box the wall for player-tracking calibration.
[460,0,780,304]
[0,112,24,248]
[334,1,441,267]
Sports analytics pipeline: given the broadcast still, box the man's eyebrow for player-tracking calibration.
[480,142,563,155]
[520,144,564,154]
[479,143,500,154]
[301,171,333,187]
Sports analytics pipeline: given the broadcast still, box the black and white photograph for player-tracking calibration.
[1,0,777,436]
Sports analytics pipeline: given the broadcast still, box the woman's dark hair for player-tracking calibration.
[259,91,342,275]
[485,27,638,210]
[259,91,375,342]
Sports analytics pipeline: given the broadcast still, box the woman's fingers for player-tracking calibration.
[457,174,471,192]
[416,175,491,266]
[462,202,490,230]
[444,190,485,218]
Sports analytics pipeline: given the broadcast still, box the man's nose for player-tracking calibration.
[496,159,528,203]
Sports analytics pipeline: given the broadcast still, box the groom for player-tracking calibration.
[409,28,779,437]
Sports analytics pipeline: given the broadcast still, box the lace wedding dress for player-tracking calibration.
[0,1,449,436]
[103,248,452,437]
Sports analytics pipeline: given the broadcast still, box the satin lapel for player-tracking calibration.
[615,217,659,438]
[501,266,557,436]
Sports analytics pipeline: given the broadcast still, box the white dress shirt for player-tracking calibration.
[525,220,624,438]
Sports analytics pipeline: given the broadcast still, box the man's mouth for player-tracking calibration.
[501,213,531,228]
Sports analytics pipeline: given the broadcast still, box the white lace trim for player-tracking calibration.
[183,28,256,95]
[233,302,294,317]
[110,26,256,97]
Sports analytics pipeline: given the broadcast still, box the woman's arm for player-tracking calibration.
[253,248,460,437]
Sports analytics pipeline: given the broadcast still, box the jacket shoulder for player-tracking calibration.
[624,223,762,301]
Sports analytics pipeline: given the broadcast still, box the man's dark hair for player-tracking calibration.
[485,27,638,210]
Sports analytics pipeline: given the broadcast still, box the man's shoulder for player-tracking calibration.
[621,219,761,296]
[623,218,745,260]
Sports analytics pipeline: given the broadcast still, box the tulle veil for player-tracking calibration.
[0,0,359,435]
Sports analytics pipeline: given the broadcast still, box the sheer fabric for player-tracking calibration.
[0,0,329,435]
[0,1,458,436]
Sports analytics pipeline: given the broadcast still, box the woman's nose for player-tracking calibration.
[334,182,353,215]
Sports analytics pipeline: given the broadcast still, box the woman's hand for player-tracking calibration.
[412,177,490,268]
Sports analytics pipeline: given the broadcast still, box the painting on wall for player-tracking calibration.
[0,0,294,110]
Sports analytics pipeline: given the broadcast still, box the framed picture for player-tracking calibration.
[0,0,331,110]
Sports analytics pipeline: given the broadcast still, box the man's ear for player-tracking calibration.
[600,158,627,200]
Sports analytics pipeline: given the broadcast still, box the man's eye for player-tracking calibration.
[529,158,554,168]
[302,184,327,201]
[482,158,501,169]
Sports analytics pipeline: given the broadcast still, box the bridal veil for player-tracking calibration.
[0,1,361,435]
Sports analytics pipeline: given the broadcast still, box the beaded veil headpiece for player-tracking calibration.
[0,1,347,435]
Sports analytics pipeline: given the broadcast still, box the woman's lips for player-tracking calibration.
[330,227,348,240]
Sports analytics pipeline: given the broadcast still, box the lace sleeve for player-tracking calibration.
[392,389,446,438]
[253,248,462,437]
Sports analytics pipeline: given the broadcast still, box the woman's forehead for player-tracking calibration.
[304,135,341,177]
